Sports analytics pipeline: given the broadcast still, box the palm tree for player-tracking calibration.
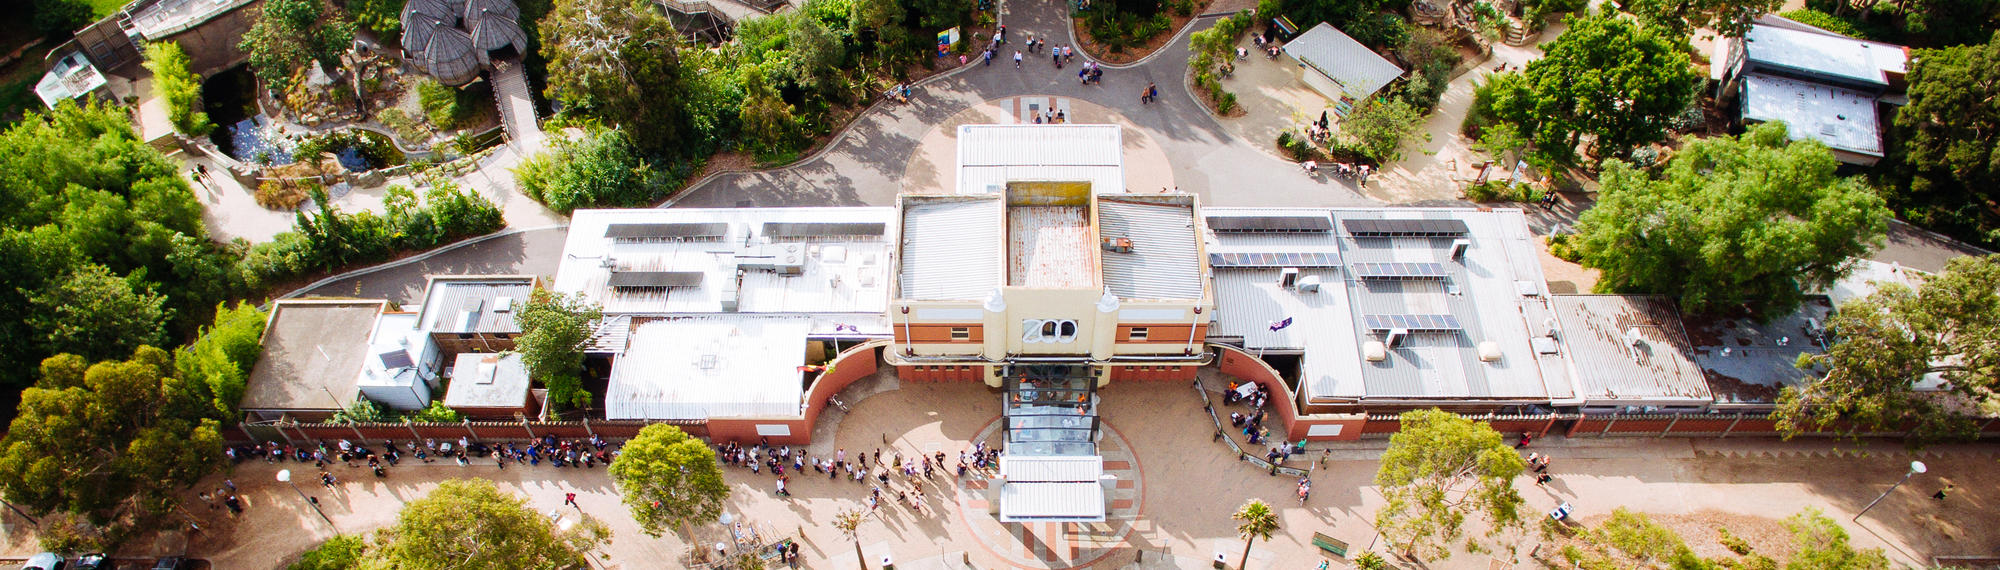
[834,508,869,570]
[1233,499,1280,570]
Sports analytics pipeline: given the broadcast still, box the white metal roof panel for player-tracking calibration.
[1743,24,1891,86]
[1000,456,1104,482]
[556,208,895,314]
[900,198,1003,299]
[956,124,1125,194]
[1740,73,1883,157]
[999,482,1106,523]
[1098,199,1204,300]
[1282,23,1406,101]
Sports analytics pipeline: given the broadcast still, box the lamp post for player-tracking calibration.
[276,469,335,527]
[1853,460,1926,522]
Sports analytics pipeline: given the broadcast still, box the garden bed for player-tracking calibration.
[1073,0,1213,64]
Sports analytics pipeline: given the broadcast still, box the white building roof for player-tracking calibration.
[998,482,1105,523]
[127,0,257,38]
[35,52,106,108]
[607,316,813,419]
[1283,22,1405,102]
[1740,73,1883,157]
[1000,455,1104,482]
[899,196,1004,300]
[445,352,533,409]
[1098,198,1204,300]
[956,124,1125,194]
[555,208,896,315]
[1742,23,1898,87]
[1207,208,1568,404]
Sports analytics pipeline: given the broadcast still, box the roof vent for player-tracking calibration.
[1384,328,1407,348]
[1297,275,1322,294]
[1280,268,1300,289]
[1478,341,1502,362]
[1364,341,1387,362]
[493,296,514,312]
[1451,239,1471,261]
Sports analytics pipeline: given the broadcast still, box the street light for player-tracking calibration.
[1853,460,1927,522]
[276,469,335,527]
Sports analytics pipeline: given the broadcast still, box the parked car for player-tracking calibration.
[68,554,105,570]
[20,553,64,570]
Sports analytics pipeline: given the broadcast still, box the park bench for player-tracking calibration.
[1311,532,1348,558]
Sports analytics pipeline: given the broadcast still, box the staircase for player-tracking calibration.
[1503,18,1534,46]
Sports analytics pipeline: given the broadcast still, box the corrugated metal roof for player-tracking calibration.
[1740,73,1882,156]
[1282,23,1406,101]
[1744,24,1892,86]
[1009,206,1096,288]
[956,124,1125,194]
[420,278,533,333]
[1551,295,1714,406]
[999,482,1106,522]
[556,208,895,314]
[900,198,1002,300]
[1000,456,1104,482]
[1098,199,1204,299]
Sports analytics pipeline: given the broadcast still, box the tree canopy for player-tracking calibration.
[542,0,694,158]
[238,0,356,90]
[1232,499,1280,570]
[512,128,664,213]
[141,42,215,136]
[607,424,729,537]
[515,288,603,411]
[0,101,238,392]
[1490,14,1700,163]
[1889,33,2000,246]
[1779,255,2000,444]
[365,478,611,569]
[0,348,227,522]
[1574,123,1891,315]
[1623,0,1782,37]
[1374,409,1525,561]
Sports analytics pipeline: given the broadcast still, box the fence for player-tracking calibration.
[1192,379,1311,478]
[228,418,703,447]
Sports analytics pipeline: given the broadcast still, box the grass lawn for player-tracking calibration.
[86,0,129,19]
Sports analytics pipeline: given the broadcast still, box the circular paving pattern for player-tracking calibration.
[952,416,1143,569]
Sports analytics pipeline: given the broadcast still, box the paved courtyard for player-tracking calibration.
[71,371,1995,569]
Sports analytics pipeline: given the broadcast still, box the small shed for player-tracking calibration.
[1281,22,1405,116]
[445,352,538,419]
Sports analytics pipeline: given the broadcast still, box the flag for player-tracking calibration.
[1269,317,1293,331]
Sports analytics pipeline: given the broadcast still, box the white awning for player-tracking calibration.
[999,482,1106,523]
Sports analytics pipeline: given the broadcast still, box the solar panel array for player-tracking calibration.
[1363,314,1463,332]
[763,222,887,239]
[1208,252,1341,268]
[1205,215,1334,233]
[1351,262,1448,280]
[607,271,704,288]
[604,222,728,240]
[1342,218,1469,237]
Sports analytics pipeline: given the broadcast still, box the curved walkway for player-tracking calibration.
[669,0,1370,209]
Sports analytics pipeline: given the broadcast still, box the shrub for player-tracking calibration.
[256,178,318,210]
[1083,9,1173,53]
[1778,8,1868,39]
[1629,146,1662,168]
[1277,131,1316,161]
[344,0,402,34]
[404,400,462,423]
[143,42,215,136]
[1216,91,1239,114]
[513,128,667,213]
[1466,179,1544,203]
[1340,98,1426,162]
[416,79,474,130]
[289,534,366,570]
[1546,233,1582,262]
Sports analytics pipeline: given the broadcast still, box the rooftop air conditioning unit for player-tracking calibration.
[1385,328,1407,348]
[1364,340,1388,362]
[1296,275,1322,294]
[1451,239,1471,261]
[1279,268,1300,289]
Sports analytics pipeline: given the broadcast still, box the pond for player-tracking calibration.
[202,66,290,163]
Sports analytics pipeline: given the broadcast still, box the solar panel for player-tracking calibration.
[1342,218,1469,237]
[1208,252,1341,267]
[1205,215,1334,233]
[1352,262,1448,280]
[1363,314,1463,332]
[603,222,728,240]
[763,222,887,239]
[378,350,415,369]
[607,271,704,288]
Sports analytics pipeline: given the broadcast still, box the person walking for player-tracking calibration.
[1934,484,1954,501]
[983,47,993,66]
[1146,82,1158,104]
[1014,50,1023,68]
[564,492,578,508]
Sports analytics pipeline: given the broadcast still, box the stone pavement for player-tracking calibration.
[62,371,1993,569]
